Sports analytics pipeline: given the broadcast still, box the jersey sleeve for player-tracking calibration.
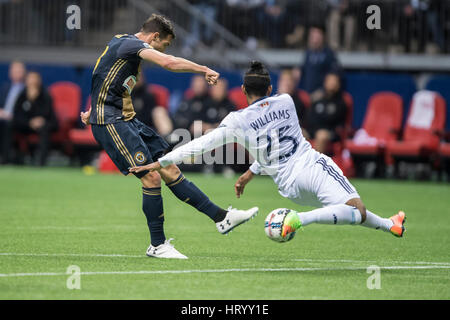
[117,38,151,59]
[249,160,262,175]
[158,126,236,167]
[218,111,239,129]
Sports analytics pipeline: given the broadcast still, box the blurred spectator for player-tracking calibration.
[307,72,347,154]
[173,75,210,134]
[183,0,219,56]
[326,0,356,51]
[13,71,58,166]
[277,69,308,135]
[0,61,26,164]
[132,75,173,137]
[204,78,235,126]
[298,25,341,93]
[221,0,266,48]
[400,0,444,53]
[259,0,288,48]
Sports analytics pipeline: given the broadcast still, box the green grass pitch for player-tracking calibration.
[0,166,449,299]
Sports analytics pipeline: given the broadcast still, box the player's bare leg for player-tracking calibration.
[158,164,258,234]
[314,129,332,154]
[140,171,187,259]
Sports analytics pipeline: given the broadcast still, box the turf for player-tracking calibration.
[0,166,449,299]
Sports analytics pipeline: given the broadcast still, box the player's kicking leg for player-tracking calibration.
[140,171,188,259]
[158,164,258,234]
[282,198,406,238]
[281,156,406,238]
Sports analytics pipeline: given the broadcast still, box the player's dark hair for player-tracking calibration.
[141,14,176,39]
[243,61,271,97]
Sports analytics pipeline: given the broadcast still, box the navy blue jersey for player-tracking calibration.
[89,34,151,124]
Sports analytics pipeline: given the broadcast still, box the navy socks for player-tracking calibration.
[142,187,166,247]
[167,174,227,223]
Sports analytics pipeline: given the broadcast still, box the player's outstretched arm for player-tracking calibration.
[235,169,254,198]
[129,126,233,173]
[139,49,219,85]
[129,161,161,173]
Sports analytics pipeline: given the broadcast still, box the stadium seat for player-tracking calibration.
[228,87,248,110]
[69,96,97,146]
[346,92,403,176]
[439,141,450,179]
[148,84,170,110]
[48,81,82,150]
[297,89,311,108]
[98,150,120,173]
[331,91,355,177]
[386,90,446,165]
[425,75,450,131]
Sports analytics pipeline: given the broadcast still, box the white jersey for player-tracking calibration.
[158,94,321,197]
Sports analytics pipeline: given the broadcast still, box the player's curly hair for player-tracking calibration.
[243,61,271,97]
[141,14,176,39]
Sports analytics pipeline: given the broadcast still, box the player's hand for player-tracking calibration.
[81,108,91,126]
[234,170,254,198]
[205,68,219,85]
[129,161,162,173]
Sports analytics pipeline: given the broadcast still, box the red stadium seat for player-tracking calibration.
[48,82,81,150]
[69,96,98,147]
[297,89,310,108]
[228,87,248,110]
[184,88,194,100]
[440,142,450,158]
[148,84,170,110]
[346,92,403,176]
[346,92,403,156]
[98,150,120,173]
[331,91,355,176]
[386,90,446,161]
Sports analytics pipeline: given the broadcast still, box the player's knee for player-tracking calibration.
[141,171,162,188]
[160,164,182,183]
[358,204,367,223]
[346,198,366,223]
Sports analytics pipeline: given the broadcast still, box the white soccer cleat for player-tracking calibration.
[146,238,188,259]
[216,206,259,234]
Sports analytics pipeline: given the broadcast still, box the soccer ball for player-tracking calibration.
[264,208,297,242]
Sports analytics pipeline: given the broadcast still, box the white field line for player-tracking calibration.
[0,265,449,278]
[292,258,450,266]
[0,253,144,258]
[1,252,450,266]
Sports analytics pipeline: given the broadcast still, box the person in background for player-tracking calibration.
[132,75,173,138]
[297,25,341,93]
[13,71,58,166]
[277,69,309,137]
[183,0,218,56]
[0,61,26,164]
[173,74,210,134]
[307,72,347,154]
[326,0,356,51]
[400,0,444,53]
[203,78,235,127]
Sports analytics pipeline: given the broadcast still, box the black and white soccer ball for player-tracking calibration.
[264,208,297,242]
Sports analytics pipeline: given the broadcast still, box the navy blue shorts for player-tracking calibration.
[91,118,169,178]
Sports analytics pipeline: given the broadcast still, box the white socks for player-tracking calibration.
[297,205,393,232]
[361,210,393,232]
[297,204,361,226]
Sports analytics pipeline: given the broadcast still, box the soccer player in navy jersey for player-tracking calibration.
[81,14,257,259]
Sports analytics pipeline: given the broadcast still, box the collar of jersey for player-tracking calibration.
[250,96,269,106]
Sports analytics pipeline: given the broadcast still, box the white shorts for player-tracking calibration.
[281,154,360,208]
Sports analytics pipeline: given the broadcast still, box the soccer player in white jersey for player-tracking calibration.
[130,61,406,238]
